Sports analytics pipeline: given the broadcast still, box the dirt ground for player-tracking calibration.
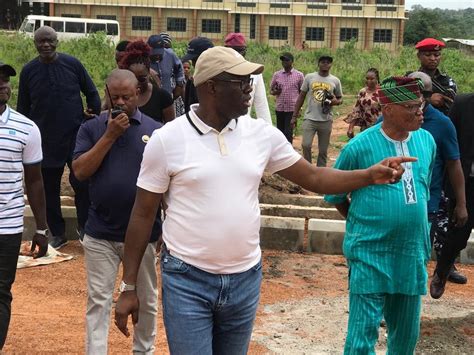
[5,243,474,353]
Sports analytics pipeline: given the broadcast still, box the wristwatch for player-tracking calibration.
[35,229,50,238]
[119,281,136,293]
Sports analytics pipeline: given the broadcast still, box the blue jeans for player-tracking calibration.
[160,249,262,355]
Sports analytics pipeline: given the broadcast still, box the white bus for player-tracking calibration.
[19,15,120,45]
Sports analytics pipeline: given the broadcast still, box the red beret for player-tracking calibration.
[224,33,246,47]
[415,38,445,51]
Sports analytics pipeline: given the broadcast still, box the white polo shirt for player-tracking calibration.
[137,104,301,274]
[0,105,42,235]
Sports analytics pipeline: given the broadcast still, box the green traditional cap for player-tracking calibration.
[378,76,424,105]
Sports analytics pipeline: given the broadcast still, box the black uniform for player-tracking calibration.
[421,68,457,115]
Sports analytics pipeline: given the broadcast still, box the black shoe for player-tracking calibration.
[49,236,68,250]
[447,265,468,284]
[430,273,448,299]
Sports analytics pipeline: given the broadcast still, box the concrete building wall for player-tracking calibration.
[33,1,406,50]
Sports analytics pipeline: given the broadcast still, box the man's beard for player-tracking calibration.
[0,99,8,106]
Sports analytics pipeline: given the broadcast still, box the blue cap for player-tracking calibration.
[147,35,165,56]
[182,37,214,62]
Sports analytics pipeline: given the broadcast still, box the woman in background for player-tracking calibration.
[344,68,381,138]
[119,40,175,123]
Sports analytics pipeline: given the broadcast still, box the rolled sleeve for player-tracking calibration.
[265,126,301,174]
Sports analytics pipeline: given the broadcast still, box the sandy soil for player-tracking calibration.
[5,244,473,353]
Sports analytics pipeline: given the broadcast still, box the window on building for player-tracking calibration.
[305,27,324,41]
[87,23,106,33]
[376,0,395,4]
[269,26,288,40]
[65,21,85,33]
[374,29,393,43]
[234,14,240,33]
[202,19,221,33]
[250,14,256,39]
[132,16,152,31]
[167,18,187,32]
[97,15,117,20]
[62,14,81,18]
[340,28,359,41]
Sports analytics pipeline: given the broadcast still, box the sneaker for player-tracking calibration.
[447,265,468,284]
[49,235,68,250]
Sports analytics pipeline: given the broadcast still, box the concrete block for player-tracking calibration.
[259,203,343,220]
[259,193,332,208]
[260,216,305,251]
[24,206,78,240]
[308,218,346,255]
[460,231,474,265]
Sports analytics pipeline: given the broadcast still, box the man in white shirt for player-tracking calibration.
[114,47,415,354]
[224,32,272,124]
[0,61,48,350]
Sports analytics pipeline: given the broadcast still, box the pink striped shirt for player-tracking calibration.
[270,68,304,112]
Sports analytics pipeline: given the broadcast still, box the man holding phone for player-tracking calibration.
[72,69,162,354]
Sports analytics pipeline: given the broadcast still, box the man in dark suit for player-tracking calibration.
[430,93,474,298]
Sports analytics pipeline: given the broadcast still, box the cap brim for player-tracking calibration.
[0,64,16,77]
[279,56,292,61]
[225,61,264,77]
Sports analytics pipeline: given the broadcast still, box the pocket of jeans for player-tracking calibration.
[251,259,263,272]
[160,253,190,274]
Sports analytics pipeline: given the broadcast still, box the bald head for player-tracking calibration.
[107,69,138,87]
[408,71,433,92]
[34,26,58,62]
[34,26,57,40]
[106,69,139,116]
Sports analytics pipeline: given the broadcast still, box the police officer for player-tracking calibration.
[415,38,467,286]
[416,38,457,115]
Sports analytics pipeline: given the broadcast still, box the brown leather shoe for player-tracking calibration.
[430,273,448,299]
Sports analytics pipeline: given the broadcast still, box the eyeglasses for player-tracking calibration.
[213,77,254,91]
[400,100,425,113]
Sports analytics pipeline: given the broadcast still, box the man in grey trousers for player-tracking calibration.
[291,55,343,166]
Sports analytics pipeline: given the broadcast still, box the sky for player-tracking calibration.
[405,0,473,10]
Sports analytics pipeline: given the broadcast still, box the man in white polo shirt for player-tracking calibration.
[0,61,48,350]
[114,47,415,353]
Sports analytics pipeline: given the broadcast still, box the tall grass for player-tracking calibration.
[1,32,473,112]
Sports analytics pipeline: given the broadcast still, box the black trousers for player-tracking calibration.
[276,111,294,144]
[42,161,89,237]
[436,177,474,277]
[0,233,22,349]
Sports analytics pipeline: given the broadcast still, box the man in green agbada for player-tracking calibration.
[325,76,436,354]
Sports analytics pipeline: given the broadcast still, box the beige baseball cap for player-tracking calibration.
[193,46,264,86]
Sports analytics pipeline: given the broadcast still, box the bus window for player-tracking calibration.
[107,23,118,36]
[44,20,64,32]
[65,21,85,33]
[87,23,106,33]
[34,20,41,31]
[23,21,35,33]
